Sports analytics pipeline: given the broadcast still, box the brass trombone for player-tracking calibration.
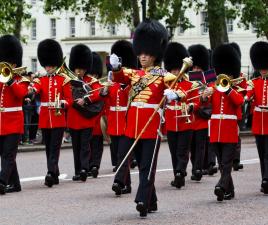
[0,62,27,83]
[215,74,245,92]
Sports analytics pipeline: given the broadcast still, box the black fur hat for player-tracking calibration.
[0,35,22,67]
[37,39,63,67]
[212,43,241,78]
[69,44,92,72]
[133,19,168,64]
[229,42,241,59]
[188,44,209,71]
[250,41,268,70]
[90,52,103,79]
[111,40,137,69]
[163,42,189,72]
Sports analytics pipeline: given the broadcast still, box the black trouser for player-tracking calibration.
[89,135,103,169]
[234,136,241,164]
[23,109,33,142]
[70,128,92,175]
[41,128,64,176]
[0,134,21,186]
[167,130,193,176]
[255,135,268,180]
[29,110,39,141]
[113,136,131,187]
[191,129,207,173]
[110,135,120,167]
[210,143,236,192]
[204,142,217,169]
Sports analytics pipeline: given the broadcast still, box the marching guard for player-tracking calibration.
[188,44,211,181]
[109,20,176,217]
[0,35,29,194]
[202,44,244,201]
[108,40,137,196]
[30,39,72,187]
[163,42,199,188]
[68,45,103,181]
[88,52,105,178]
[245,41,268,194]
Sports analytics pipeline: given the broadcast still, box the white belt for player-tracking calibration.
[254,106,268,112]
[166,105,182,110]
[110,106,128,111]
[40,102,55,107]
[0,106,22,112]
[130,102,158,109]
[211,114,237,120]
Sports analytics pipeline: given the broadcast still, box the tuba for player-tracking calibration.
[215,74,245,92]
[0,62,27,83]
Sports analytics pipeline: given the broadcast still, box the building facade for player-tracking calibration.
[23,0,265,76]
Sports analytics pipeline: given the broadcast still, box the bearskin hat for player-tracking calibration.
[212,43,241,78]
[250,41,268,70]
[69,44,92,72]
[133,19,168,64]
[37,39,63,67]
[90,52,103,79]
[0,35,22,67]
[229,42,241,59]
[188,44,209,71]
[111,40,137,69]
[163,42,189,72]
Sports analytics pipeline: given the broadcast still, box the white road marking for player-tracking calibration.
[19,158,260,183]
[20,174,68,183]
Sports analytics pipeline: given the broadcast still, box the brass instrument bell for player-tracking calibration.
[0,62,27,83]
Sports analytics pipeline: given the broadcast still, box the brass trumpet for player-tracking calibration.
[215,74,245,92]
[0,62,27,83]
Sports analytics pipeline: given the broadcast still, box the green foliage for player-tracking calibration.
[0,0,31,40]
[231,0,268,38]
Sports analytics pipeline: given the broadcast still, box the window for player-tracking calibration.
[31,0,36,4]
[70,17,75,37]
[50,18,56,38]
[31,19,36,40]
[227,18,233,33]
[201,12,208,34]
[252,22,258,33]
[108,24,117,36]
[31,58,37,73]
[89,17,96,36]
[177,25,184,35]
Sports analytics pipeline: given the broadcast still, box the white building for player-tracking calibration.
[23,0,264,76]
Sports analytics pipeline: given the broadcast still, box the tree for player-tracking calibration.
[44,0,193,39]
[230,0,268,39]
[0,0,31,40]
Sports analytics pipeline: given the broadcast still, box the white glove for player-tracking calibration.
[109,54,121,70]
[107,71,113,82]
[164,89,178,102]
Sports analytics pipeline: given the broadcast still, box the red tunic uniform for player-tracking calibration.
[113,67,176,139]
[246,77,268,135]
[0,75,29,135]
[67,75,103,130]
[106,82,130,136]
[209,89,244,143]
[165,79,199,132]
[234,73,247,121]
[32,74,72,129]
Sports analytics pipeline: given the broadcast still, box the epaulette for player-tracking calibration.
[163,72,176,83]
[33,77,41,84]
[18,76,30,83]
[247,80,254,89]
[85,75,98,85]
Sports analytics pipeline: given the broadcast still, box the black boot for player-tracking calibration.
[224,190,235,200]
[91,167,99,178]
[0,182,6,195]
[5,184,22,193]
[136,202,147,217]
[80,169,87,182]
[191,170,202,181]
[44,173,54,188]
[173,172,185,189]
[261,179,268,194]
[208,165,218,176]
[112,183,122,196]
[121,185,131,194]
[214,186,224,201]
